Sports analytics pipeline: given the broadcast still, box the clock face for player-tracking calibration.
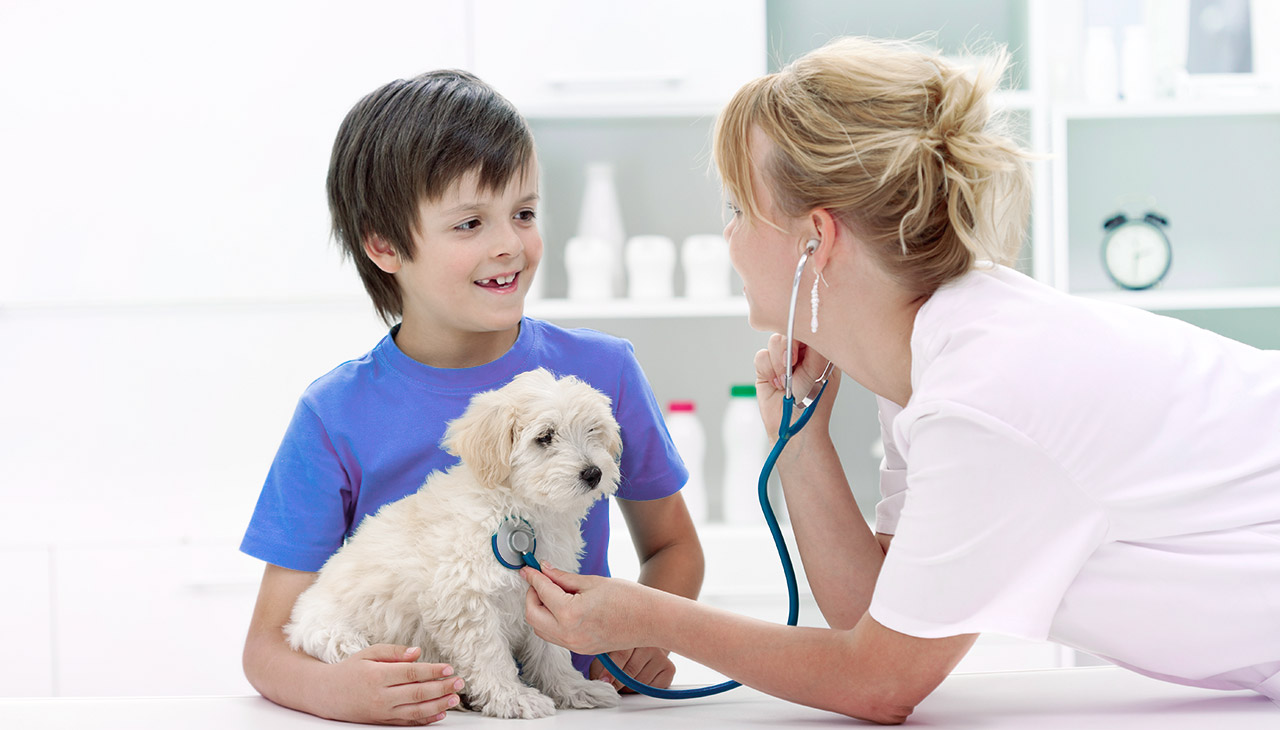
[1103,222,1171,290]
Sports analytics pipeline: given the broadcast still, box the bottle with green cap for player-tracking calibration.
[722,384,768,525]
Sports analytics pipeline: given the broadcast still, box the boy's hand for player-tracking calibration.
[590,647,676,692]
[326,645,462,726]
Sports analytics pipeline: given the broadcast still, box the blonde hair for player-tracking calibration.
[714,36,1032,297]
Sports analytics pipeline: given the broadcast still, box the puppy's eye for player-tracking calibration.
[535,429,555,447]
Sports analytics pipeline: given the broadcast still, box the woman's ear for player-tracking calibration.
[807,208,841,270]
[364,235,402,274]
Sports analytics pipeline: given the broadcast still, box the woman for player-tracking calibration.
[521,37,1280,723]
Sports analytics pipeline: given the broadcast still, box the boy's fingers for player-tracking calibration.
[392,661,455,685]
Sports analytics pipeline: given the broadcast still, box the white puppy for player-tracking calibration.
[285,368,623,718]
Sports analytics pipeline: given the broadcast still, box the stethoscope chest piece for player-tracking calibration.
[492,516,537,570]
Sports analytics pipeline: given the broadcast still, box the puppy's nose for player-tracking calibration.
[580,465,602,489]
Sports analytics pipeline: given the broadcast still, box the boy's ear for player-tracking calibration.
[364,235,401,274]
[442,390,517,490]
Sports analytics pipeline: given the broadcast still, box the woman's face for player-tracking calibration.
[723,127,806,334]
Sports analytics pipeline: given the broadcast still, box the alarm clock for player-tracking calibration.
[1101,212,1172,290]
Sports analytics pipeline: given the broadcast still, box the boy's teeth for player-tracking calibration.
[482,274,516,286]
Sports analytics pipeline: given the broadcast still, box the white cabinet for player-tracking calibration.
[54,544,262,697]
[0,548,54,696]
[0,1,470,308]
[472,0,766,116]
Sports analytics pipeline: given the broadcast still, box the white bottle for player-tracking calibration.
[563,236,614,301]
[1120,25,1153,103]
[1082,25,1119,104]
[575,162,626,298]
[665,401,707,524]
[722,385,770,525]
[625,235,676,300]
[681,234,732,299]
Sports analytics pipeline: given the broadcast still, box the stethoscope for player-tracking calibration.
[494,238,834,699]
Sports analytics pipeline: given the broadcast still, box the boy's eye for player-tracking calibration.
[455,218,481,231]
[535,428,555,447]
[515,209,537,222]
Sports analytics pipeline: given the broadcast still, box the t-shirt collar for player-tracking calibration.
[374,317,537,393]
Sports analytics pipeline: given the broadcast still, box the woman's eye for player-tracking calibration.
[535,429,554,447]
[726,202,742,218]
[455,218,481,231]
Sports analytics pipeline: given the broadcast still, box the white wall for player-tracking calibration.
[0,0,470,696]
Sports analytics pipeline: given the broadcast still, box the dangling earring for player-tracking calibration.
[810,272,820,334]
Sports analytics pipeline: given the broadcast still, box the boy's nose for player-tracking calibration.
[580,465,602,488]
[494,226,525,258]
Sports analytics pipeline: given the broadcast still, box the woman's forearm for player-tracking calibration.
[638,588,930,724]
[775,434,884,629]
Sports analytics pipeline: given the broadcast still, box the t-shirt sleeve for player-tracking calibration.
[869,402,1109,641]
[612,342,687,501]
[875,397,908,535]
[239,398,354,571]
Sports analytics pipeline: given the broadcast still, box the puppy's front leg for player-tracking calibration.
[429,599,555,719]
[517,628,620,710]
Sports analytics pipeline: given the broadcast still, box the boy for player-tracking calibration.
[240,70,702,725]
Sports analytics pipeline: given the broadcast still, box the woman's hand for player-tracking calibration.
[754,333,840,442]
[521,564,645,656]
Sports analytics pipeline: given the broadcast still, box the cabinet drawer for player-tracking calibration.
[0,548,54,696]
[54,544,262,696]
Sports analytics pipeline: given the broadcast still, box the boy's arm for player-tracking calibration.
[617,492,704,599]
[590,492,704,689]
[243,564,462,725]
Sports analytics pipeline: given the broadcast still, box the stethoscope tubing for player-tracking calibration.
[535,245,832,699]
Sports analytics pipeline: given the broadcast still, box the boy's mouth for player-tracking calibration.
[475,272,519,292]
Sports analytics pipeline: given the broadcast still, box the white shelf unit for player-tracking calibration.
[1050,102,1280,314]
[528,297,749,320]
[1079,286,1280,312]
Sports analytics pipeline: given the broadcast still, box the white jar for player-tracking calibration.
[665,401,707,524]
[682,234,732,299]
[564,235,614,300]
[575,162,626,298]
[625,235,676,300]
[722,384,770,525]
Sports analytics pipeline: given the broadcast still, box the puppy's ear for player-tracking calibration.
[603,416,623,463]
[442,389,518,489]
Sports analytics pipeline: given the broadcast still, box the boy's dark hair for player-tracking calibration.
[327,70,535,324]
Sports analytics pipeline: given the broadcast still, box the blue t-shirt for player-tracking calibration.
[241,317,687,674]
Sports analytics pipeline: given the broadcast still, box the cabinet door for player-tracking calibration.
[472,0,766,114]
[0,548,54,696]
[54,544,263,696]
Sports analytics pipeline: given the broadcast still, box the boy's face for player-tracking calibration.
[394,164,542,344]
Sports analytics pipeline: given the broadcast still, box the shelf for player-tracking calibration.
[526,297,749,320]
[521,102,724,120]
[1056,99,1280,120]
[1077,287,1280,311]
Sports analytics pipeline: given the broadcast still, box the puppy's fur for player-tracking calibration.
[285,368,622,718]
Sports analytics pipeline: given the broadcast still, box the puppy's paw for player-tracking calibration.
[478,687,557,719]
[549,678,621,709]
